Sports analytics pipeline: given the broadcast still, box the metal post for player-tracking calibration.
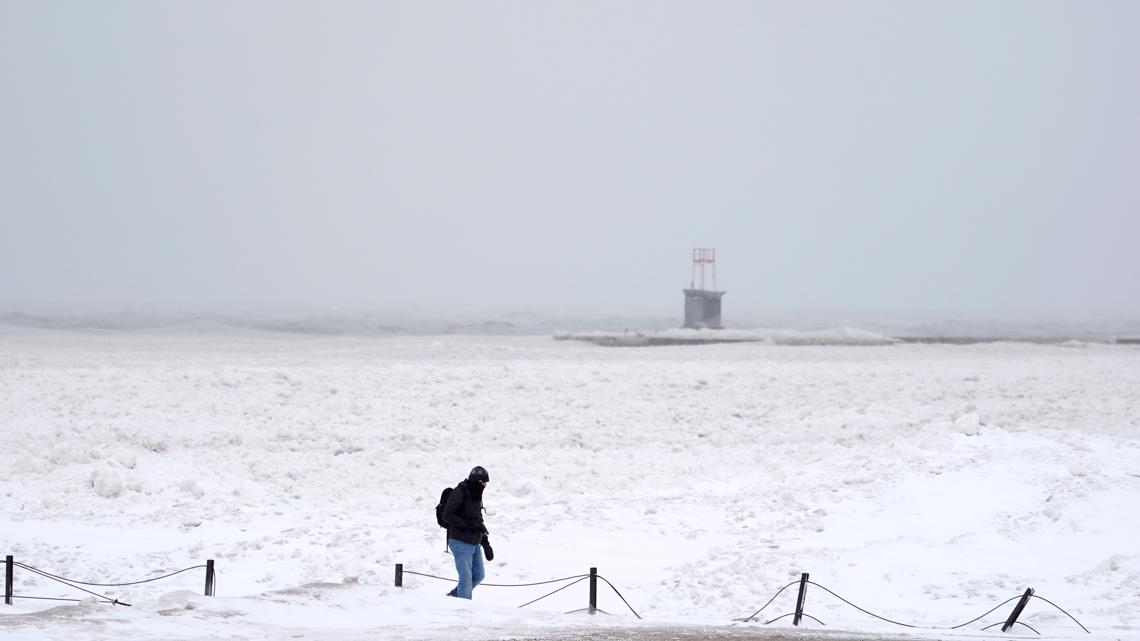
[588,567,598,614]
[793,572,809,626]
[395,563,403,587]
[4,556,12,605]
[204,560,215,597]
[1001,587,1034,632]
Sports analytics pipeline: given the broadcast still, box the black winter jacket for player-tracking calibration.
[442,479,486,545]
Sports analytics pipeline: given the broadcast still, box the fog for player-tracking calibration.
[2,1,1138,326]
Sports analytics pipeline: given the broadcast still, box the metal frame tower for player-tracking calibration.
[683,248,725,329]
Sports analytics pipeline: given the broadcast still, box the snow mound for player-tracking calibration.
[90,469,124,498]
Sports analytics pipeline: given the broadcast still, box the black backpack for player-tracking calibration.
[435,487,453,528]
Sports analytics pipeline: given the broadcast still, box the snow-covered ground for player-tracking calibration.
[0,331,1137,641]
[555,326,900,346]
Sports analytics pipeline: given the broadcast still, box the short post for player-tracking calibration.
[395,563,403,587]
[204,559,215,597]
[588,567,598,614]
[1001,587,1034,632]
[4,555,12,605]
[793,572,809,626]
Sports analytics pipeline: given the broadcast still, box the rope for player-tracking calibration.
[949,595,1024,629]
[763,612,826,625]
[740,580,799,621]
[596,574,642,619]
[13,563,132,606]
[10,595,100,603]
[402,568,640,618]
[484,575,588,588]
[8,555,1090,635]
[402,570,457,582]
[982,620,1041,635]
[1030,594,1091,633]
[770,581,1078,636]
[806,580,921,628]
[791,581,1046,633]
[402,570,589,588]
[518,577,589,609]
[13,562,206,587]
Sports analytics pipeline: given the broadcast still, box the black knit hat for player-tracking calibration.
[468,466,490,483]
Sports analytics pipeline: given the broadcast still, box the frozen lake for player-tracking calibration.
[0,333,1137,640]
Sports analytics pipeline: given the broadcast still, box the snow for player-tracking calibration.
[555,326,899,346]
[0,331,1138,640]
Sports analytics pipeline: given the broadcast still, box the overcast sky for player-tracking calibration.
[2,1,1137,321]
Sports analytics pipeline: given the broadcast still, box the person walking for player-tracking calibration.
[442,465,494,599]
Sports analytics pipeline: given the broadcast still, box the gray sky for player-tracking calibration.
[2,1,1138,321]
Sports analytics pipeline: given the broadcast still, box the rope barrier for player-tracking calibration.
[518,577,589,609]
[806,580,921,628]
[9,595,106,603]
[1031,594,1091,634]
[596,574,642,619]
[7,559,214,608]
[404,565,1087,632]
[6,554,1092,636]
[738,580,798,621]
[405,565,588,588]
[738,579,1089,635]
[949,594,1024,629]
[401,565,592,606]
[14,563,131,606]
[13,562,206,588]
[399,568,641,618]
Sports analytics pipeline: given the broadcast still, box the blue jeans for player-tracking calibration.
[447,538,485,599]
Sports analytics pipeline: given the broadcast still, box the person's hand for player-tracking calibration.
[481,536,495,561]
